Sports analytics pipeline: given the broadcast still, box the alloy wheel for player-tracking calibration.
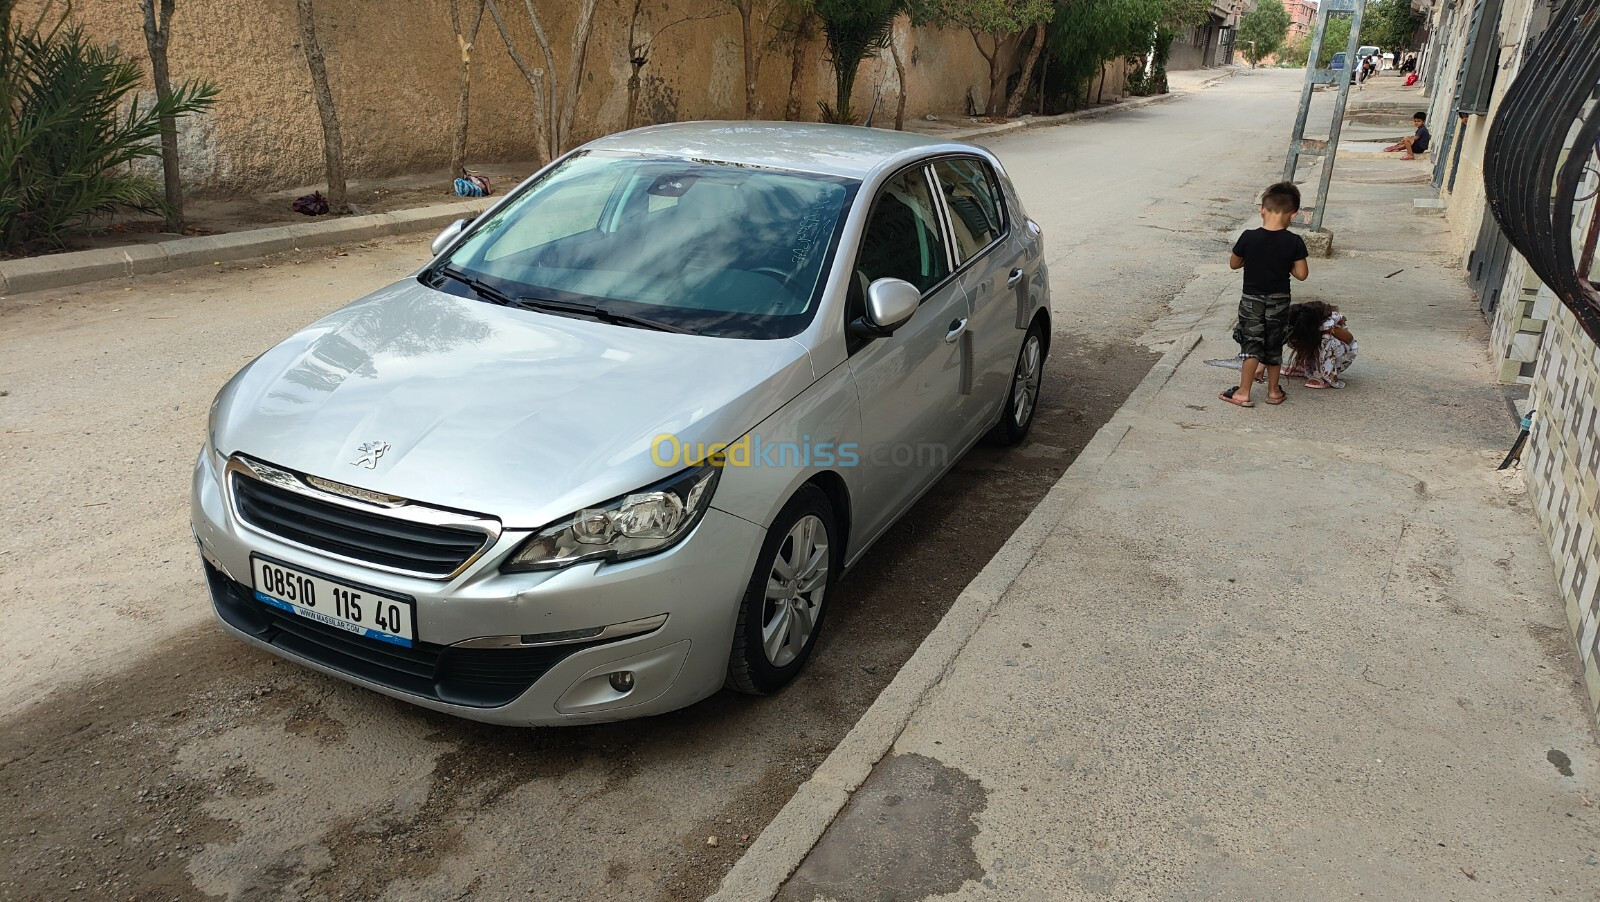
[761,514,828,668]
[1012,334,1042,427]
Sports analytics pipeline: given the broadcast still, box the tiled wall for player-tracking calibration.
[1526,305,1600,726]
[1491,262,1558,384]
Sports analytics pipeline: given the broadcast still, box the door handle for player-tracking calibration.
[945,318,967,343]
[1006,268,1024,287]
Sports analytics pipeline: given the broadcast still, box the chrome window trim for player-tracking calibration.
[449,613,670,650]
[223,455,502,581]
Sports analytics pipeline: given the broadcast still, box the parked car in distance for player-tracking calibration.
[1330,51,1347,70]
[192,122,1053,726]
[1357,45,1381,68]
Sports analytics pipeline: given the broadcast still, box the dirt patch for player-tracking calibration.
[776,754,988,902]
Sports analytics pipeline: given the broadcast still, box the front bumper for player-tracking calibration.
[190,451,765,726]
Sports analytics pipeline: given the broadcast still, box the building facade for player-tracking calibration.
[1415,0,1600,727]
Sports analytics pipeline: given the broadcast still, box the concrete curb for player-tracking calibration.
[708,331,1204,902]
[930,69,1237,144]
[0,197,495,297]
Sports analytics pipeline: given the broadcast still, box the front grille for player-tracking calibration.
[230,469,488,578]
[204,560,608,707]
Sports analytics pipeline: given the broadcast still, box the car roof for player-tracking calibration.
[581,121,979,180]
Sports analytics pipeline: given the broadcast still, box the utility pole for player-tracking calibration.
[1281,0,1368,253]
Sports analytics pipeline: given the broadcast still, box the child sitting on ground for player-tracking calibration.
[1384,112,1431,160]
[1282,301,1358,388]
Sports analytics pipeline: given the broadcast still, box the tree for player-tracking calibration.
[1316,15,1351,68]
[1363,0,1422,63]
[136,0,185,232]
[295,0,346,213]
[1275,33,1309,67]
[907,0,1054,116]
[484,0,599,164]
[626,0,728,129]
[1,2,216,251]
[728,0,795,117]
[1048,0,1163,106]
[447,0,487,179]
[1237,0,1290,67]
[811,0,901,124]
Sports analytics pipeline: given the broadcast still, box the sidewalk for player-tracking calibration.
[714,133,1600,899]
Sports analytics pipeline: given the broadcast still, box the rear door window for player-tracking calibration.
[931,159,1005,264]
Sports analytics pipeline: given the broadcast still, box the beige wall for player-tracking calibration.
[44,1,991,194]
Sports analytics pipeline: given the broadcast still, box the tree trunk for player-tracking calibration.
[138,0,182,232]
[485,0,549,164]
[555,0,599,154]
[449,0,487,178]
[296,0,347,213]
[785,14,815,121]
[740,2,758,117]
[889,20,907,131]
[1005,23,1044,118]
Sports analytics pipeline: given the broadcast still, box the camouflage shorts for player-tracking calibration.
[1234,292,1292,366]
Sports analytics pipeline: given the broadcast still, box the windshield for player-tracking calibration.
[433,151,857,339]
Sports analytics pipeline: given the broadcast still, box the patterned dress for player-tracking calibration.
[1285,313,1358,387]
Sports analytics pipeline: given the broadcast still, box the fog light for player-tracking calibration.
[608,671,635,693]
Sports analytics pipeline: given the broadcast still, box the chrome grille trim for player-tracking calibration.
[224,455,501,580]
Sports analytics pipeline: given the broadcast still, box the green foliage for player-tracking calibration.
[1049,0,1164,103]
[1,4,217,252]
[1237,0,1290,66]
[1363,0,1422,53]
[906,0,1054,33]
[1275,33,1309,67]
[810,0,901,124]
[1316,15,1352,68]
[1160,0,1211,30]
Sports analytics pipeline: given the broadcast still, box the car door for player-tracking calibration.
[931,157,1022,428]
[845,164,972,543]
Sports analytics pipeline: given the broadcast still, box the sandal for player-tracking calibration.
[1220,386,1254,408]
[1305,379,1330,389]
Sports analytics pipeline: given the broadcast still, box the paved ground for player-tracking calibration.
[751,74,1600,902]
[2,70,1298,900]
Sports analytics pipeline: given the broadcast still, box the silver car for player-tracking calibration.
[192,123,1051,726]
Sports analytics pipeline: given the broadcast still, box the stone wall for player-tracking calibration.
[38,0,991,194]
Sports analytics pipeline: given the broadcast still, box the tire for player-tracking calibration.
[988,321,1045,446]
[726,485,837,695]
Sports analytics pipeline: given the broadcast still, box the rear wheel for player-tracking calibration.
[988,321,1045,446]
[726,485,836,695]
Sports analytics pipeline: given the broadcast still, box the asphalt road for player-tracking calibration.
[0,68,1303,900]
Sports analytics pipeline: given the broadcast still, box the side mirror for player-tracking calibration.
[430,218,467,257]
[849,278,920,341]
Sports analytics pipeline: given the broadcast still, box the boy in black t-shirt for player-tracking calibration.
[1384,112,1431,160]
[1221,182,1310,407]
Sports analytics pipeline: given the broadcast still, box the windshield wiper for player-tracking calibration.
[515,297,699,335]
[435,267,697,335]
[434,265,518,307]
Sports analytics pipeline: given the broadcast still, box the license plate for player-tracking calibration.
[251,556,416,647]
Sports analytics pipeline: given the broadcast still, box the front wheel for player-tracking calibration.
[726,485,837,695]
[988,322,1045,446]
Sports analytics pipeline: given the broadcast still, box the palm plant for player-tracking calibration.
[1,2,216,253]
[811,0,902,124]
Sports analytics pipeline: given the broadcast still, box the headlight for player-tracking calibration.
[502,465,721,572]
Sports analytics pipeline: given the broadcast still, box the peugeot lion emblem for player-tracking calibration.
[351,441,390,469]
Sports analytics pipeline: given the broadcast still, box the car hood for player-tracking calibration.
[213,281,815,526]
